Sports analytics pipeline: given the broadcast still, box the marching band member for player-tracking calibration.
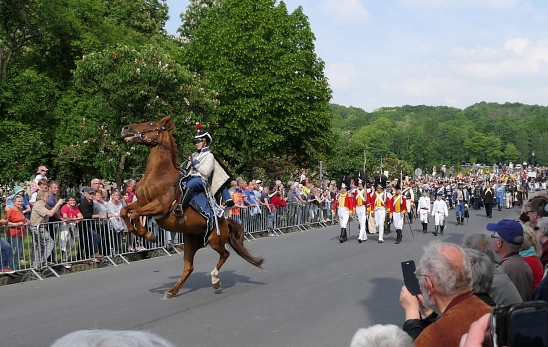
[418,190,430,234]
[431,193,448,236]
[390,184,406,244]
[368,175,390,243]
[331,178,355,243]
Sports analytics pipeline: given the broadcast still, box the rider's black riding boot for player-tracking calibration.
[433,225,438,236]
[173,188,193,217]
[422,222,427,234]
[440,225,445,235]
[342,228,347,242]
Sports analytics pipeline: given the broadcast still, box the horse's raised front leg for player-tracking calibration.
[126,200,167,242]
[121,201,141,234]
[163,233,203,300]
[209,223,230,290]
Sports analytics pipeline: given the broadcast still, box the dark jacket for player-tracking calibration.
[79,198,94,219]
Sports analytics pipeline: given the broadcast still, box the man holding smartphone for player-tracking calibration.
[399,241,491,345]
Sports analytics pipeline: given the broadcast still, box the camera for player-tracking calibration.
[490,300,548,347]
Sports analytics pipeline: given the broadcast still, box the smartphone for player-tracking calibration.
[491,300,548,347]
[401,260,421,296]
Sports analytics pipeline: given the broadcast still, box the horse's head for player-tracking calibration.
[121,116,175,145]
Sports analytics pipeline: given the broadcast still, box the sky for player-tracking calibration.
[164,0,548,112]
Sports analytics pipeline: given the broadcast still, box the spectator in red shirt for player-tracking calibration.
[6,195,29,271]
[60,196,83,267]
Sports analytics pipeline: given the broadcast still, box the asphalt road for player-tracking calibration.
[0,206,521,347]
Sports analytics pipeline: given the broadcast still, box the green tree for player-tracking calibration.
[503,143,520,163]
[54,45,218,187]
[181,0,334,175]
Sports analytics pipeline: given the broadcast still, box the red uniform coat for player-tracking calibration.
[332,192,355,213]
[367,191,391,213]
[390,193,407,214]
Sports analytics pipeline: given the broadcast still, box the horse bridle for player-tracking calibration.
[132,122,178,155]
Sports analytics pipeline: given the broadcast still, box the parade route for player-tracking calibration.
[0,207,521,347]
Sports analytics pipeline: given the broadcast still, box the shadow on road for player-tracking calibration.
[360,277,405,325]
[148,270,265,297]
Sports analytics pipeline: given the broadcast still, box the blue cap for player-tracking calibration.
[13,186,24,194]
[486,219,524,245]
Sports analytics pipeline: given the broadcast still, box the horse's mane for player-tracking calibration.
[159,115,178,168]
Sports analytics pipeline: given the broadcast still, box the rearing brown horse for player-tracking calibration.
[120,116,264,299]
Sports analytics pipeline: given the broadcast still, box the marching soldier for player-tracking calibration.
[506,180,516,209]
[368,174,390,243]
[445,180,454,210]
[483,181,495,218]
[402,181,414,223]
[472,181,482,210]
[418,190,431,234]
[389,183,406,244]
[495,180,506,211]
[411,181,421,218]
[354,171,368,243]
[453,181,469,225]
[331,176,355,243]
[431,193,448,236]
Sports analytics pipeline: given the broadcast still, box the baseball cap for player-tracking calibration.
[37,166,49,173]
[256,180,262,184]
[84,187,95,194]
[486,219,524,245]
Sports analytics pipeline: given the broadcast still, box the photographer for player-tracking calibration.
[399,241,491,345]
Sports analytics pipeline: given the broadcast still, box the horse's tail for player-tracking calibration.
[226,218,264,268]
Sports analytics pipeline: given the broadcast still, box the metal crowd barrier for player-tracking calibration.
[0,202,340,281]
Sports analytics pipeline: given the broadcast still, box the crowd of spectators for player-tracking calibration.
[0,166,146,274]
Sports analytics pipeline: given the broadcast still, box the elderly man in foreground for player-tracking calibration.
[399,241,491,346]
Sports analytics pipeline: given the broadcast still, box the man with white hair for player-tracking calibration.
[399,241,491,345]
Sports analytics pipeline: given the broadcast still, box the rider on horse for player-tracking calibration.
[173,123,234,217]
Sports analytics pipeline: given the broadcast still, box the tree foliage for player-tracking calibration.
[54,45,218,187]
[180,0,334,175]
[329,102,548,179]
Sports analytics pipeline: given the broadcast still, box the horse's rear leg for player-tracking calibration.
[209,225,230,290]
[162,234,202,300]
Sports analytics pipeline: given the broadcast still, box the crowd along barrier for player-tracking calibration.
[0,202,338,282]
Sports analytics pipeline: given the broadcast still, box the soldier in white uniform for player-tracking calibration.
[418,190,431,234]
[431,193,448,236]
[354,174,368,243]
[173,124,233,217]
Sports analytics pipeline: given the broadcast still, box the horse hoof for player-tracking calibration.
[212,281,221,290]
[149,234,158,243]
[162,292,174,300]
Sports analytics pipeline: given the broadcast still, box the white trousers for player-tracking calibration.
[419,209,429,223]
[393,212,404,230]
[434,212,445,226]
[375,208,386,241]
[338,208,349,229]
[505,193,512,208]
[356,205,367,240]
